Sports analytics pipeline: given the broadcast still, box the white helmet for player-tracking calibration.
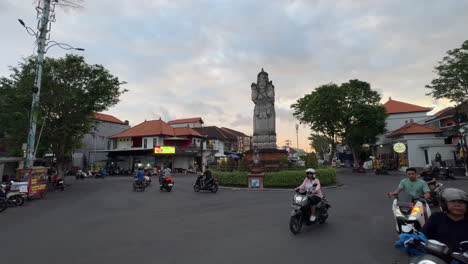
[306,168,316,174]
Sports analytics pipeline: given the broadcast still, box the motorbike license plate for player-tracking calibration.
[291,205,301,209]
[59,181,64,184]
[168,183,174,186]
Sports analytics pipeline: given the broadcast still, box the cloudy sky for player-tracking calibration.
[2,0,468,152]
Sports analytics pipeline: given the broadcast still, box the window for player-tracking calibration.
[107,140,111,150]
[153,137,157,148]
[424,150,429,164]
[144,138,147,149]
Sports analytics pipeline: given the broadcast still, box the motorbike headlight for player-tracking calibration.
[410,206,422,216]
[294,195,305,204]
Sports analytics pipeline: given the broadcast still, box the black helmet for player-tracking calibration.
[439,188,468,212]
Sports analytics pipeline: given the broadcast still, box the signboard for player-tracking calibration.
[154,146,175,154]
[393,143,406,153]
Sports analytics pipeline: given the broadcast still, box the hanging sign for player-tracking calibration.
[393,143,406,153]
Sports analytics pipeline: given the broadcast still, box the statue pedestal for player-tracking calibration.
[248,173,264,188]
[244,148,288,172]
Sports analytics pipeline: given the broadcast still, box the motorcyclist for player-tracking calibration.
[295,168,323,222]
[388,167,431,220]
[136,167,145,184]
[160,167,171,185]
[421,188,468,252]
[419,165,437,192]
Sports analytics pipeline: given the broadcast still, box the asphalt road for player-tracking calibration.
[1,170,467,264]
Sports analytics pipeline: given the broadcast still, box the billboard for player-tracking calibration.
[154,146,175,154]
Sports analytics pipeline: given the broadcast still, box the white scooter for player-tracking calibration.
[391,191,431,233]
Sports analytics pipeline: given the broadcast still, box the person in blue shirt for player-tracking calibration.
[136,167,145,182]
[100,167,107,178]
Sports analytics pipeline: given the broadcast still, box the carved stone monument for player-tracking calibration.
[244,69,287,179]
[251,68,277,149]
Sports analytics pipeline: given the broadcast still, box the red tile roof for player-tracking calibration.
[387,122,441,137]
[168,117,204,125]
[109,120,203,138]
[93,113,126,125]
[383,99,432,114]
[220,127,249,137]
[434,107,453,117]
[174,127,203,137]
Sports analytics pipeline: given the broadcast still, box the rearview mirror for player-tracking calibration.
[312,183,318,187]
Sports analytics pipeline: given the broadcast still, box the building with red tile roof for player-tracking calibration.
[93,113,127,125]
[383,98,432,114]
[387,123,441,137]
[168,117,204,128]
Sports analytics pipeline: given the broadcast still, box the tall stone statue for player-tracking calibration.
[251,68,277,149]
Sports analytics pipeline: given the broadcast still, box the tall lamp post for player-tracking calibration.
[459,127,468,177]
[18,0,84,179]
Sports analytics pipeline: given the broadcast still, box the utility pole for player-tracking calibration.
[295,124,299,149]
[24,0,53,171]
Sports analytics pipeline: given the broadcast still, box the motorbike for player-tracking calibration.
[132,178,146,192]
[0,197,7,213]
[289,185,330,235]
[193,174,218,193]
[52,177,65,191]
[0,182,26,207]
[437,167,456,181]
[160,177,174,192]
[427,182,443,207]
[143,176,151,187]
[75,170,90,180]
[407,237,468,264]
[391,192,431,234]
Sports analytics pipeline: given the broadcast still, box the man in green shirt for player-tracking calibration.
[388,167,431,220]
[388,167,431,199]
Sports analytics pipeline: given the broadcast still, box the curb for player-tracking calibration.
[219,184,347,192]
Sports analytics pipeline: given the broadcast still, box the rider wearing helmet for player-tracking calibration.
[421,188,468,252]
[295,168,323,222]
[419,165,437,192]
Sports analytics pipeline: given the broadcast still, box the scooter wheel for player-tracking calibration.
[166,186,172,192]
[194,185,200,192]
[15,196,25,206]
[0,200,7,213]
[211,184,218,193]
[289,215,302,235]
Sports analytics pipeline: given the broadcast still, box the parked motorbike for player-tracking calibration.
[160,177,174,192]
[289,185,330,235]
[437,167,456,181]
[193,173,218,193]
[0,197,7,213]
[0,182,26,207]
[407,237,468,264]
[75,170,90,180]
[374,165,389,175]
[391,192,431,234]
[132,179,146,192]
[52,177,65,191]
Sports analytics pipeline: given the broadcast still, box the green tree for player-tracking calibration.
[340,80,387,165]
[308,133,330,160]
[426,40,468,104]
[291,83,342,163]
[292,80,387,165]
[0,55,127,176]
[305,152,318,169]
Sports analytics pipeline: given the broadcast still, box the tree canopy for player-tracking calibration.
[291,79,387,163]
[426,40,468,104]
[0,54,127,174]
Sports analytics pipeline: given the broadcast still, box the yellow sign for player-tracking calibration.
[393,143,406,153]
[154,146,175,154]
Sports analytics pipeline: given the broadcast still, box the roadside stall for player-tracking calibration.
[16,167,48,199]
